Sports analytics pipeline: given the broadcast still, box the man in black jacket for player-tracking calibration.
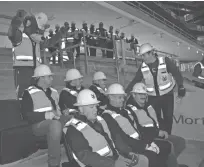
[59,68,84,113]
[126,82,187,167]
[64,89,148,167]
[21,64,72,167]
[89,71,109,115]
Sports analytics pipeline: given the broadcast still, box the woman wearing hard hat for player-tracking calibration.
[102,83,169,167]
[126,43,186,135]
[89,71,109,115]
[59,68,84,114]
[63,89,146,167]
[126,83,188,167]
[21,64,72,167]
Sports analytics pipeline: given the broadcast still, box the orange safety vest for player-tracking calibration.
[141,56,176,96]
[127,104,159,128]
[64,116,113,167]
[194,62,204,79]
[103,109,139,139]
[27,86,59,112]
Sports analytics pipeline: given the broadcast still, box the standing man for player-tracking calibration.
[126,43,186,134]
[106,26,114,59]
[88,24,97,57]
[96,22,107,57]
[71,22,80,58]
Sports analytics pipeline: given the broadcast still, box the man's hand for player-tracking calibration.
[62,109,70,116]
[114,157,131,167]
[128,152,139,167]
[59,115,73,126]
[145,142,160,154]
[159,130,168,139]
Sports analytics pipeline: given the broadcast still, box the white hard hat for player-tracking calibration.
[35,12,48,30]
[139,43,153,55]
[93,71,107,81]
[106,83,126,95]
[64,69,83,81]
[32,64,53,77]
[131,83,147,94]
[74,89,100,106]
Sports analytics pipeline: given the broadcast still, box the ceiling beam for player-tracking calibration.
[0,14,12,20]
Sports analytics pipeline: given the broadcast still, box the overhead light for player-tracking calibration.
[197,51,199,54]
[202,53,204,56]
[177,42,180,46]
[188,47,190,50]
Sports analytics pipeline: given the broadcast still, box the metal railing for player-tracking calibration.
[124,1,203,47]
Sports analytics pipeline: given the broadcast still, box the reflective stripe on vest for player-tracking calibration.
[96,86,107,95]
[103,110,139,139]
[128,104,159,128]
[141,57,175,96]
[63,88,78,97]
[65,116,112,167]
[27,86,58,113]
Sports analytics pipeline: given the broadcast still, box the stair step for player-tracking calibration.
[0,62,13,69]
[0,69,14,76]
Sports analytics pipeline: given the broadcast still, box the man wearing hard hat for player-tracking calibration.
[126,43,186,135]
[63,89,147,167]
[89,71,109,115]
[102,83,171,167]
[126,82,188,167]
[21,64,72,167]
[59,68,84,113]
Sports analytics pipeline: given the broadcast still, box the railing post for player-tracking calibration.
[113,38,120,83]
[83,32,89,75]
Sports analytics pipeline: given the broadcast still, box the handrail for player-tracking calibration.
[124,1,203,47]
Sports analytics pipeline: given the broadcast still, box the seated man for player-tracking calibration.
[102,83,172,167]
[59,68,84,113]
[89,71,109,115]
[126,83,187,163]
[64,89,148,167]
[21,64,72,167]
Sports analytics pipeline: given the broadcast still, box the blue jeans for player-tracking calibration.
[32,120,63,167]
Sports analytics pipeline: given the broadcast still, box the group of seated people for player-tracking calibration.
[21,64,187,167]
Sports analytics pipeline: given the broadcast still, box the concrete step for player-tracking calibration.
[0,63,13,70]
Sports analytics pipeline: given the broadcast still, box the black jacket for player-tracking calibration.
[59,84,84,111]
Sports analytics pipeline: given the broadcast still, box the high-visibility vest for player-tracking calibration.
[64,116,113,167]
[27,86,59,112]
[94,85,107,95]
[62,87,78,97]
[141,56,176,96]
[103,109,139,139]
[107,32,115,40]
[194,62,204,79]
[127,104,159,128]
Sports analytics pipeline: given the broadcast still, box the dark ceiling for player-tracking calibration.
[137,1,204,39]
